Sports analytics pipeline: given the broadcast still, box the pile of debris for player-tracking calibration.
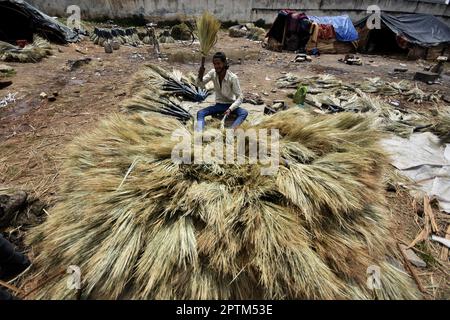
[292,53,312,63]
[25,107,420,299]
[339,54,362,66]
[1,191,28,229]
[264,100,288,114]
[229,23,266,41]
[0,92,17,108]
[243,92,264,105]
[0,36,52,63]
[0,188,46,250]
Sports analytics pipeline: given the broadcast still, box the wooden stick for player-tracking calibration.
[0,279,25,296]
[440,225,450,262]
[20,269,66,299]
[281,18,288,49]
[408,197,433,249]
[397,242,427,294]
[424,196,439,233]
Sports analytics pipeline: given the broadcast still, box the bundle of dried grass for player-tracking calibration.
[281,74,447,140]
[158,30,175,44]
[0,36,52,63]
[248,26,266,41]
[277,74,441,104]
[26,108,420,300]
[196,11,221,66]
[431,107,450,144]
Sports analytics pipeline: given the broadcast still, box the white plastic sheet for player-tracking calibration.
[382,133,450,213]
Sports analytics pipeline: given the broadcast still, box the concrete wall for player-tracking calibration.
[28,0,450,24]
[249,0,450,24]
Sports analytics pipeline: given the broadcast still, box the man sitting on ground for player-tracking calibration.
[196,52,248,131]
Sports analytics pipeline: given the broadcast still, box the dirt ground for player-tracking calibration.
[0,30,449,299]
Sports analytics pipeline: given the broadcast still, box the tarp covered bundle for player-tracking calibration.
[266,10,358,53]
[308,15,359,42]
[0,0,80,44]
[355,13,450,47]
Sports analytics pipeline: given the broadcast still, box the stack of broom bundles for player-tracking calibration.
[196,11,221,71]
[130,63,209,102]
[25,107,420,299]
[91,27,142,47]
[122,90,192,122]
[0,36,52,63]
[120,63,208,121]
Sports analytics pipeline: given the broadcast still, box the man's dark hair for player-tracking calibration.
[213,52,229,69]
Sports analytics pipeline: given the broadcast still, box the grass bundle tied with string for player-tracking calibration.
[196,11,221,67]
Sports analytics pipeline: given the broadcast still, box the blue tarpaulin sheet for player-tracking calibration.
[308,15,359,42]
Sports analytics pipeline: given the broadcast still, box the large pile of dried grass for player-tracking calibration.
[26,108,420,300]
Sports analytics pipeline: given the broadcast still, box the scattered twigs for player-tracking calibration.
[20,268,66,299]
[0,279,25,296]
[397,242,427,294]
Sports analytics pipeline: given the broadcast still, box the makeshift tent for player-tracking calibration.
[306,15,358,54]
[266,10,311,52]
[266,10,358,54]
[0,0,80,44]
[355,13,450,60]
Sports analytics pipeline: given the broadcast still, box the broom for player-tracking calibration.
[196,11,221,69]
